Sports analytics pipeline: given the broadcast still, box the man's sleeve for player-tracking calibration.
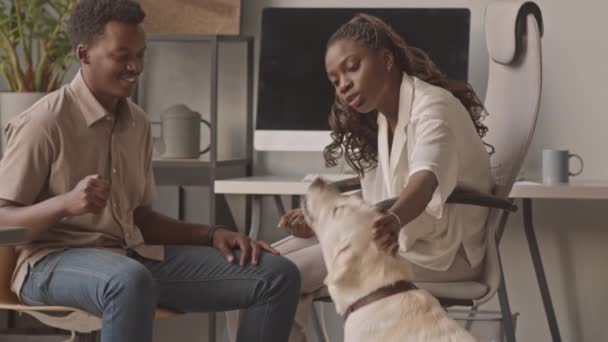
[0,116,54,205]
[139,121,157,207]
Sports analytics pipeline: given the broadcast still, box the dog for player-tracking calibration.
[304,178,477,342]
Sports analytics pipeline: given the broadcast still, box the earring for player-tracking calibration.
[387,63,393,72]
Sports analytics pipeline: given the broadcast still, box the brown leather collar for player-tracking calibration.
[344,280,417,321]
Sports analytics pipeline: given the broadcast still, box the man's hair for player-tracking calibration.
[69,0,146,49]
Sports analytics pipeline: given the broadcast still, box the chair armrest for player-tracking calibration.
[374,188,517,212]
[332,176,362,193]
[331,177,517,213]
[446,188,518,212]
[0,227,29,246]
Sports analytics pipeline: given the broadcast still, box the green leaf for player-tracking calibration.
[0,0,75,92]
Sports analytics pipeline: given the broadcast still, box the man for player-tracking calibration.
[0,1,300,341]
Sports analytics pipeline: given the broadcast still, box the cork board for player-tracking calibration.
[141,0,241,35]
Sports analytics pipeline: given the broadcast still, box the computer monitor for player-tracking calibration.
[255,7,471,151]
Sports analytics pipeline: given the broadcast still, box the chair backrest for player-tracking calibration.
[0,246,19,303]
[476,0,543,304]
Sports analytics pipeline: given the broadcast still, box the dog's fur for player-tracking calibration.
[304,178,477,342]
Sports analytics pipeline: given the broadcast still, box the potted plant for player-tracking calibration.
[0,0,77,133]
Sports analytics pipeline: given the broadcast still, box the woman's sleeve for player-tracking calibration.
[408,100,459,219]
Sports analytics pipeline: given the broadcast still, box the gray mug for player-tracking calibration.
[542,149,583,184]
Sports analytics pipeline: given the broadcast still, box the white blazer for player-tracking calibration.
[361,74,493,271]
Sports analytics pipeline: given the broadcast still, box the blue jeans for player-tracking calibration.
[20,245,301,342]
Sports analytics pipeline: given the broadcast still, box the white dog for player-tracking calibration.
[304,178,477,342]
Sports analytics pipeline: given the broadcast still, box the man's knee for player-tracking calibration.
[263,253,302,298]
[106,260,159,301]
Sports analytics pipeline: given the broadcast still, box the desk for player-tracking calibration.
[509,180,608,342]
[215,175,355,238]
[216,177,600,342]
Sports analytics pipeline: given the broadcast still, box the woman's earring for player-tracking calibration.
[387,63,393,72]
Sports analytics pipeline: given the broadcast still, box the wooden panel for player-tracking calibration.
[141,0,241,35]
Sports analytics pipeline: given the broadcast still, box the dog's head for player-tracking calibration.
[304,178,414,314]
[304,178,379,285]
[305,179,474,340]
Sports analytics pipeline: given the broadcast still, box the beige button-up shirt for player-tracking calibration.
[0,71,163,298]
[361,75,494,271]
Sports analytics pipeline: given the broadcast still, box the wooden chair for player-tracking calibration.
[0,242,182,342]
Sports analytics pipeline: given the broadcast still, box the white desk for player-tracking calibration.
[215,175,356,195]
[216,176,608,199]
[215,175,356,238]
[216,177,607,342]
[508,180,608,342]
[511,180,608,198]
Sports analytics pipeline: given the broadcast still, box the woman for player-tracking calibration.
[230,13,494,342]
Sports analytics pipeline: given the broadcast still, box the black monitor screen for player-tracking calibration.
[256,7,471,130]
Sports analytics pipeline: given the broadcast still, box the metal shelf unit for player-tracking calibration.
[137,34,255,342]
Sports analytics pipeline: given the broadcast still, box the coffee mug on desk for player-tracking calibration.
[152,104,211,159]
[542,149,583,184]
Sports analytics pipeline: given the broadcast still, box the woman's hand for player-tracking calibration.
[277,208,315,238]
[372,209,402,255]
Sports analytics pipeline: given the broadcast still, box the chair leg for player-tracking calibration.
[497,278,517,342]
[209,313,217,342]
[311,303,327,342]
[464,304,479,331]
[496,209,516,342]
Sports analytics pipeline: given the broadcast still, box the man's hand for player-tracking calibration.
[212,228,279,266]
[277,208,315,238]
[372,209,401,255]
[62,175,110,216]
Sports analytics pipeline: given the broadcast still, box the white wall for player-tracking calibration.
[495,0,608,341]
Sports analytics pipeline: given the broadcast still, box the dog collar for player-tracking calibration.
[344,280,418,321]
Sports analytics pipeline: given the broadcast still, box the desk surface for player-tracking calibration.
[215,175,356,195]
[509,180,608,199]
[215,176,608,200]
